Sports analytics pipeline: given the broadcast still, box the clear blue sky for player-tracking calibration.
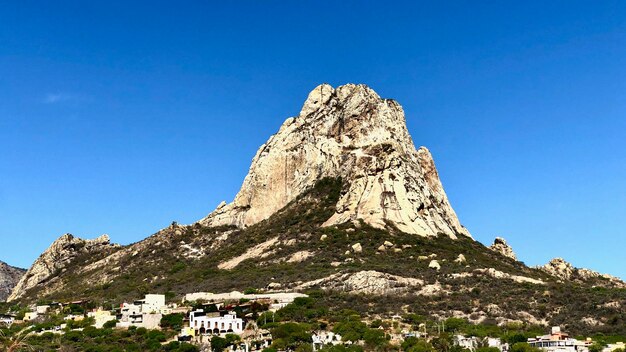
[1,1,625,278]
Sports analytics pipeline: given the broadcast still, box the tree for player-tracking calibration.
[147,329,167,342]
[589,343,605,352]
[431,333,453,352]
[0,327,35,352]
[402,338,434,352]
[211,336,228,352]
[165,341,200,352]
[510,342,542,352]
[370,320,383,329]
[363,329,387,349]
[62,330,84,343]
[270,323,312,350]
[225,333,241,346]
[332,319,368,342]
[319,346,364,352]
[450,346,472,352]
[161,313,185,331]
[476,347,500,352]
[444,318,467,332]
[177,344,195,352]
[295,344,314,352]
[505,333,528,345]
[103,320,118,329]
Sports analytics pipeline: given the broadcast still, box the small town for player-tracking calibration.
[0,290,624,352]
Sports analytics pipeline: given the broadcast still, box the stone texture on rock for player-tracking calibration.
[8,234,118,301]
[0,261,25,302]
[541,258,574,280]
[474,268,544,285]
[218,237,279,270]
[199,84,471,239]
[489,237,517,260]
[298,270,424,295]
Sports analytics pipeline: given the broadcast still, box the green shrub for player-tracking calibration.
[103,319,118,329]
[476,347,500,352]
[510,342,542,352]
[363,329,387,348]
[211,336,228,352]
[161,313,184,331]
[402,337,434,352]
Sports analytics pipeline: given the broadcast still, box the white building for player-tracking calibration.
[189,310,244,335]
[136,294,166,314]
[120,302,142,321]
[36,305,51,314]
[24,312,38,321]
[453,336,508,352]
[118,303,162,330]
[0,314,15,326]
[117,294,168,330]
[487,337,508,351]
[87,309,117,328]
[454,335,478,351]
[528,327,590,352]
[64,314,84,321]
[313,331,343,350]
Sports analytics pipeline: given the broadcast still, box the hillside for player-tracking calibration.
[9,178,626,335]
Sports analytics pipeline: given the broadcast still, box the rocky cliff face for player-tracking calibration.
[0,261,25,301]
[8,234,119,301]
[489,237,517,260]
[200,84,470,239]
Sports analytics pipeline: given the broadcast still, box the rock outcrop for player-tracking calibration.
[540,258,574,281]
[489,237,517,260]
[540,258,626,288]
[8,234,119,301]
[0,261,25,301]
[428,260,441,270]
[200,84,470,238]
[298,270,425,295]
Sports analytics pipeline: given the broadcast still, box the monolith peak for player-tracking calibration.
[200,84,471,239]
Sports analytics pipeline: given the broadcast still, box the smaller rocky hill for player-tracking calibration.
[540,257,626,288]
[0,261,25,301]
[8,234,120,301]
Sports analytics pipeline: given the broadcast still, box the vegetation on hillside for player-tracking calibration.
[9,178,626,337]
